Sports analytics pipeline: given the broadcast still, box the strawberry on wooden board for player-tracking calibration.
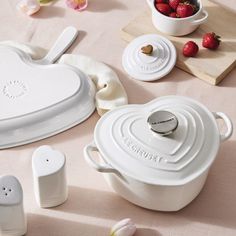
[176,3,194,18]
[202,32,221,50]
[155,3,172,15]
[183,41,199,57]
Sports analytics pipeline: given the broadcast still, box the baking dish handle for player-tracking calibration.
[213,112,233,142]
[191,10,208,25]
[84,141,121,175]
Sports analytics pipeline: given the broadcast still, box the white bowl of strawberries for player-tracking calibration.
[147,0,208,36]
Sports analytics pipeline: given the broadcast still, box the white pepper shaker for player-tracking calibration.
[0,175,27,236]
[32,145,68,208]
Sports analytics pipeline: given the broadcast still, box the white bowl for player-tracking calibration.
[147,0,208,36]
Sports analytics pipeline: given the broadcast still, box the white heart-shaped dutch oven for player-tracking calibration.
[84,96,233,211]
[0,46,95,149]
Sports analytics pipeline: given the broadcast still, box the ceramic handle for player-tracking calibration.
[191,10,208,25]
[213,112,233,142]
[39,26,78,64]
[84,141,120,175]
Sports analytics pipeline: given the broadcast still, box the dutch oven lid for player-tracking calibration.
[122,34,176,81]
[94,96,222,185]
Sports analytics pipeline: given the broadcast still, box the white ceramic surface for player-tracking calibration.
[0,175,27,236]
[0,45,95,149]
[147,0,208,36]
[84,96,233,211]
[122,34,176,81]
[32,146,68,208]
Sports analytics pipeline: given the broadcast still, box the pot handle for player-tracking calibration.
[213,112,233,142]
[191,10,208,25]
[84,141,120,175]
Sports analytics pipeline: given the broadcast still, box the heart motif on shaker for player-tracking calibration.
[0,175,23,206]
[32,146,66,178]
[0,46,82,120]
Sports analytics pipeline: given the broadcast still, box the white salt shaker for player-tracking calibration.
[0,175,27,236]
[32,145,68,208]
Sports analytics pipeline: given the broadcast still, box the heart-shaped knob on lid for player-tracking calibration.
[141,44,154,55]
[0,175,23,206]
[147,110,178,136]
[122,34,177,81]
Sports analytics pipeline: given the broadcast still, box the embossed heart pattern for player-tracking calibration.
[0,46,95,149]
[84,96,233,211]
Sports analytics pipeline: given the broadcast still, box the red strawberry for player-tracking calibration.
[169,12,178,17]
[176,3,194,18]
[156,3,172,15]
[169,0,181,10]
[202,32,221,50]
[183,41,199,57]
[155,0,167,3]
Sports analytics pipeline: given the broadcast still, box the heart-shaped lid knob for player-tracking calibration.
[93,96,225,185]
[0,175,23,206]
[141,44,153,55]
[147,111,178,136]
[122,34,176,81]
[32,146,66,178]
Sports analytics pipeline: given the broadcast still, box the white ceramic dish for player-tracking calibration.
[84,96,233,211]
[122,34,176,81]
[0,28,96,149]
[147,0,208,36]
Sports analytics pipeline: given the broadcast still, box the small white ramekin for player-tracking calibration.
[147,0,208,36]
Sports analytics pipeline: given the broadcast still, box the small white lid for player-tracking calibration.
[94,96,221,186]
[122,34,177,81]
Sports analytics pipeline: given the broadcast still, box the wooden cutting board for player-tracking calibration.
[121,0,236,85]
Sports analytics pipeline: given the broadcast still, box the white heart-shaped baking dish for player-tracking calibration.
[0,46,95,149]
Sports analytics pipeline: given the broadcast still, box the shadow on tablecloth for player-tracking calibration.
[27,213,109,236]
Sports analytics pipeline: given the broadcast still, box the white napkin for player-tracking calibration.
[0,41,128,116]
[59,54,128,116]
